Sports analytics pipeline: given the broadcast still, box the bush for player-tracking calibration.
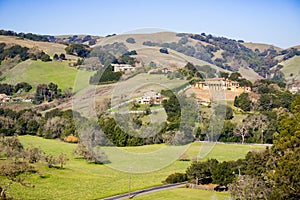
[64,135,79,143]
[126,37,136,44]
[165,173,187,183]
[159,48,169,54]
[40,52,51,62]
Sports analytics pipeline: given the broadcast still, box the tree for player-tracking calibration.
[234,123,250,144]
[165,173,187,183]
[186,159,219,184]
[229,175,271,200]
[26,147,44,163]
[220,72,229,79]
[53,54,59,60]
[0,158,35,199]
[73,143,108,164]
[65,43,90,58]
[14,82,32,93]
[126,37,136,44]
[213,104,233,120]
[0,137,24,158]
[45,154,58,168]
[59,53,66,60]
[40,52,51,62]
[58,153,68,168]
[234,93,251,111]
[219,120,237,142]
[228,72,241,81]
[159,48,169,54]
[259,94,272,111]
[248,114,269,143]
[212,161,236,186]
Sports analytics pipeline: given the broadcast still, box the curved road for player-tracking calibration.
[101,182,186,200]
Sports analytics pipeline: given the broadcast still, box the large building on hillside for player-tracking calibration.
[112,64,135,72]
[194,78,248,91]
[190,78,251,102]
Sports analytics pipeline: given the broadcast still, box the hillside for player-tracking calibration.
[3,59,93,90]
[279,55,300,81]
[0,35,77,60]
[243,42,282,52]
[0,30,299,94]
[92,32,299,80]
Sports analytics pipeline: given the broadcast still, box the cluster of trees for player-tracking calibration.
[53,53,66,60]
[73,143,108,164]
[38,109,80,140]
[281,47,300,61]
[96,90,197,147]
[0,108,41,136]
[0,29,50,42]
[65,43,91,58]
[142,40,213,63]
[0,136,69,199]
[98,114,147,147]
[89,65,122,85]
[114,54,137,66]
[161,90,198,145]
[166,96,300,199]
[66,35,97,45]
[178,62,216,80]
[0,107,81,141]
[234,79,295,112]
[0,43,51,63]
[88,42,129,67]
[176,33,299,77]
[33,82,63,104]
[0,82,32,95]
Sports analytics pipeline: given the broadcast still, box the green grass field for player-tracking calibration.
[135,188,229,200]
[6,135,267,200]
[280,56,300,80]
[2,60,93,90]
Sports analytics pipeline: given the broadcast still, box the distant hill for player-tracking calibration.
[242,42,282,52]
[0,30,299,89]
[0,35,77,59]
[92,31,299,80]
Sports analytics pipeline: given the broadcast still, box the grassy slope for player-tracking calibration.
[0,36,77,59]
[238,67,263,81]
[2,60,93,90]
[242,42,282,52]
[97,32,226,72]
[135,188,229,200]
[8,135,266,199]
[279,56,300,81]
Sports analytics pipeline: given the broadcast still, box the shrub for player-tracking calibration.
[165,173,187,183]
[126,37,136,44]
[159,48,169,54]
[64,135,79,143]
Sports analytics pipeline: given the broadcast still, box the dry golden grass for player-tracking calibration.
[243,42,282,52]
[0,36,77,59]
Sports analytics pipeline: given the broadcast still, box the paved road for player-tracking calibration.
[101,182,186,200]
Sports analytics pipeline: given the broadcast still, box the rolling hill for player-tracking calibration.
[0,30,299,93]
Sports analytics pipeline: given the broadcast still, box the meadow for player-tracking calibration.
[2,60,93,91]
[135,188,230,200]
[7,135,268,199]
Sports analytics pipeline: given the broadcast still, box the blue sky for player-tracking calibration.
[0,0,299,48]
